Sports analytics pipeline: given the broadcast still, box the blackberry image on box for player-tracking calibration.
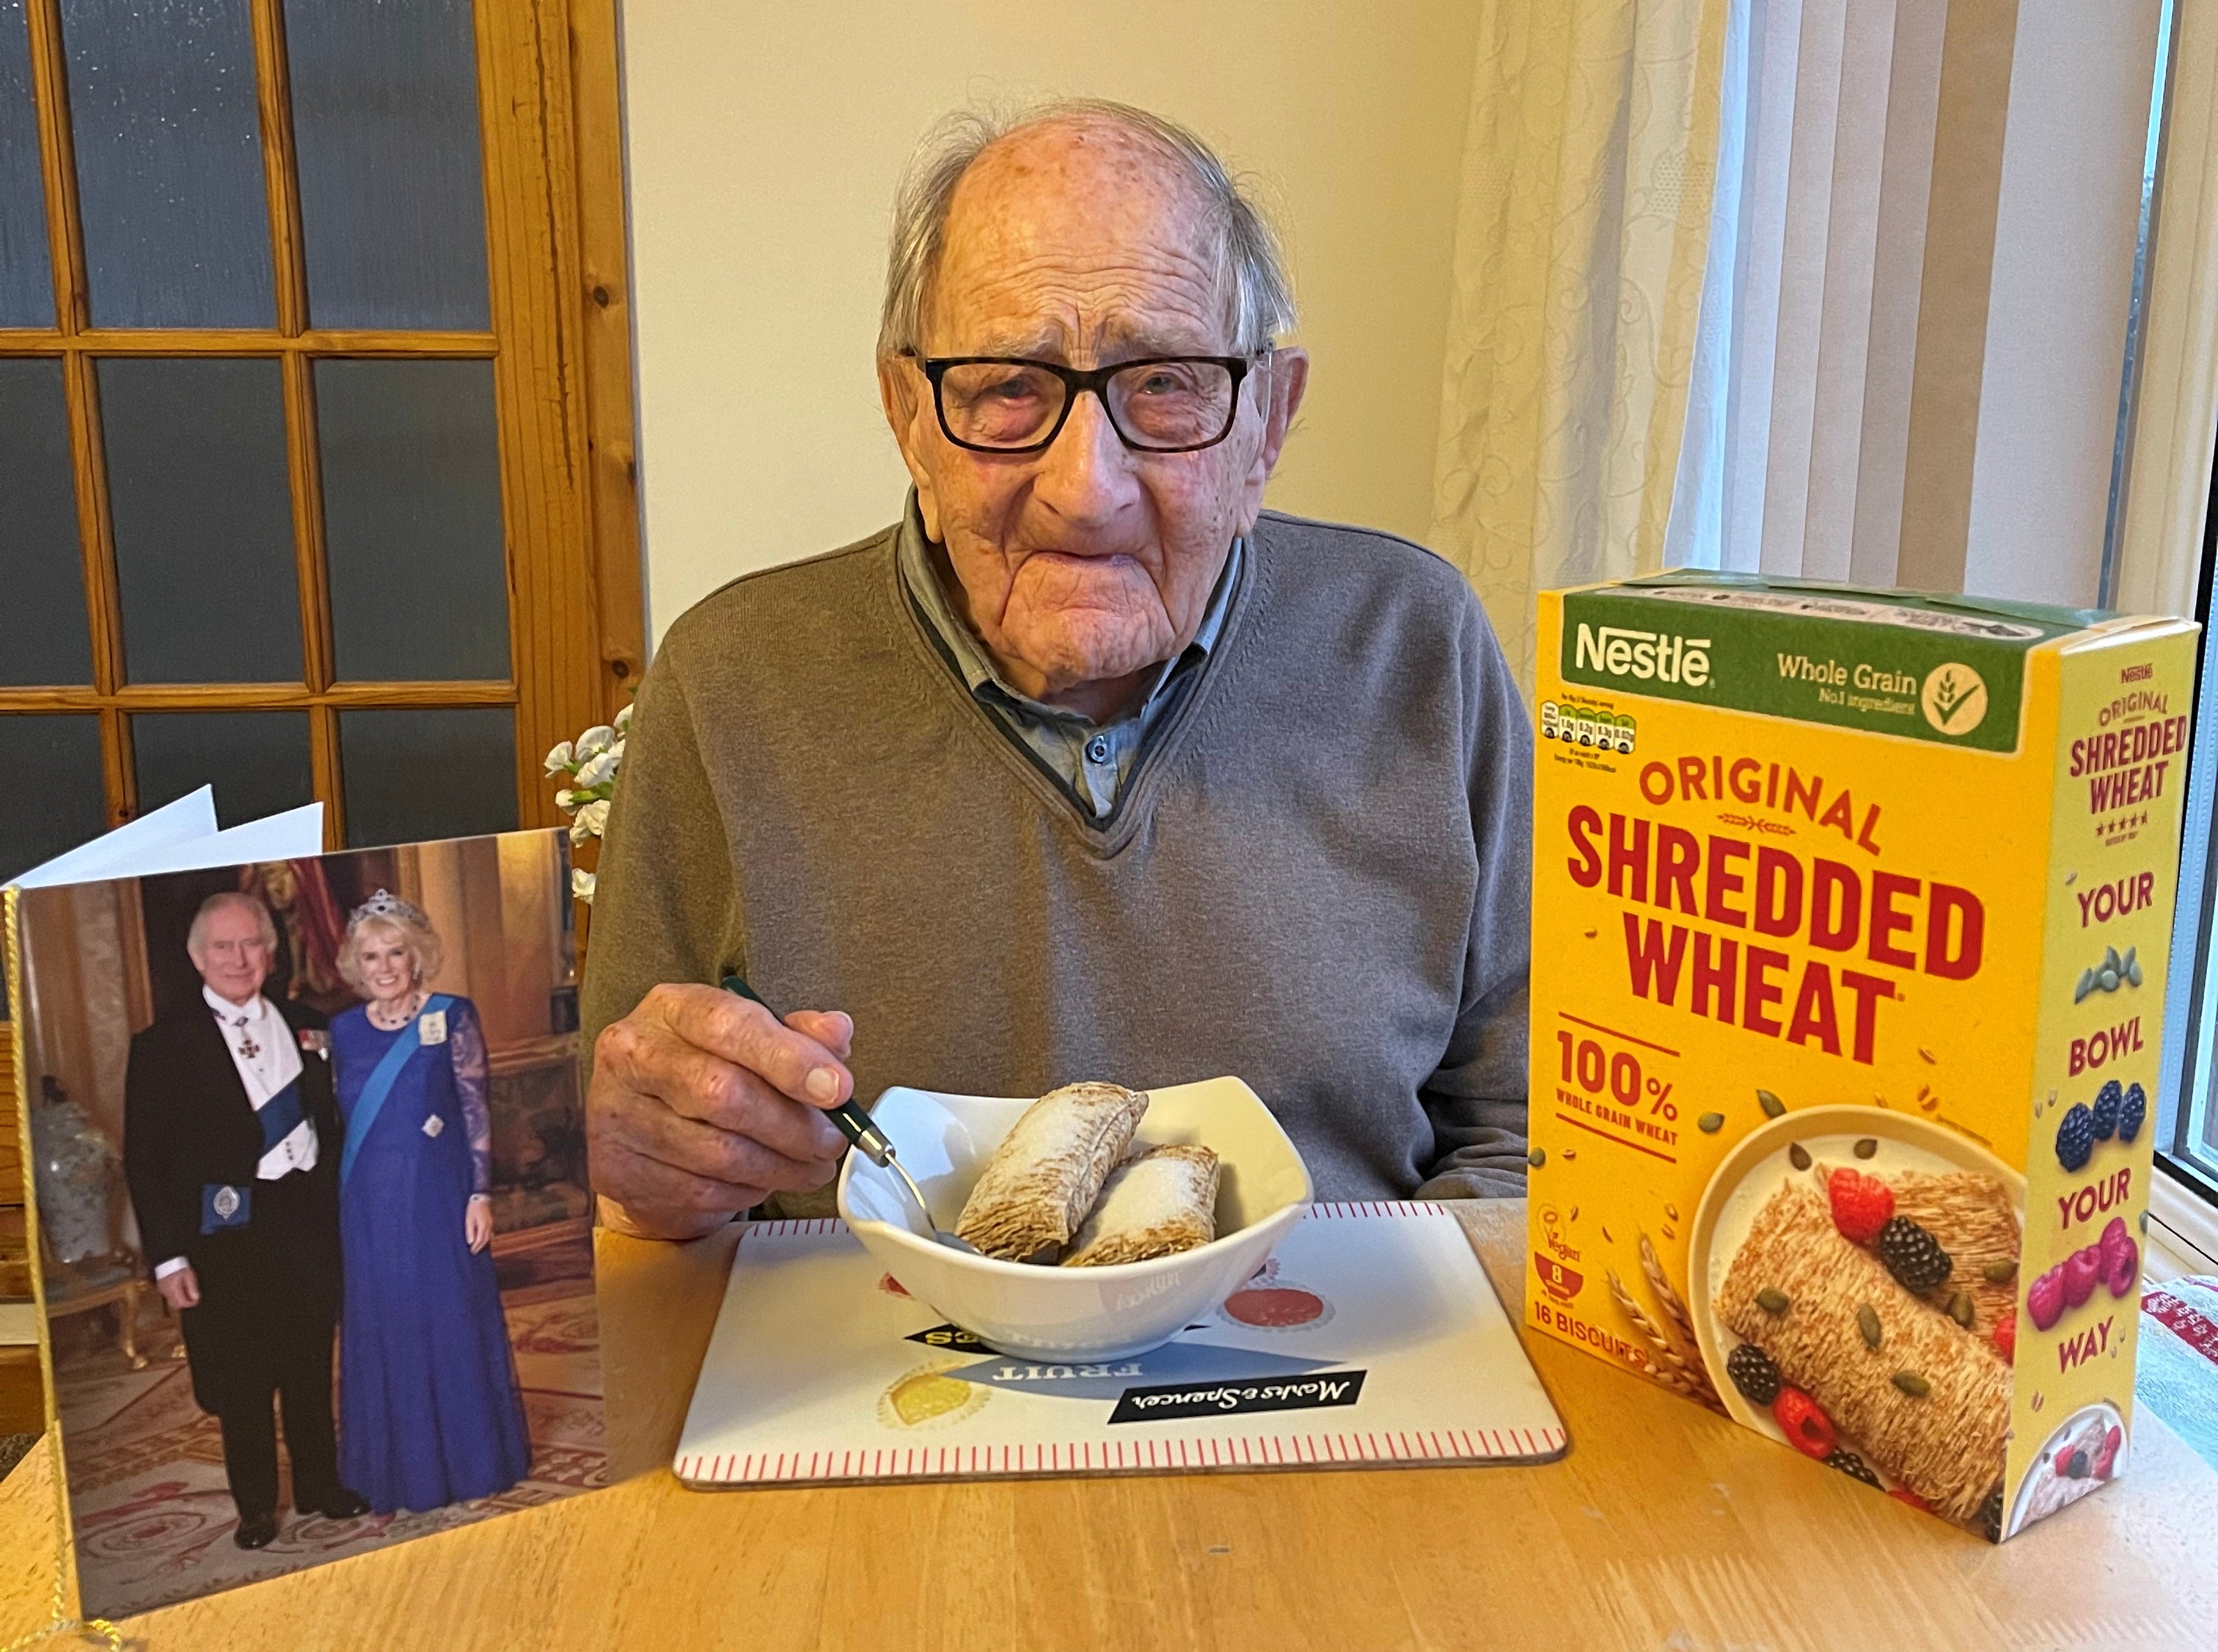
[1874,1216,1952,1294]
[2090,1081,2121,1141]
[2119,1083,2147,1143]
[2055,1105,2097,1174]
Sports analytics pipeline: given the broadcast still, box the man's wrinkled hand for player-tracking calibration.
[156,1266,200,1312]
[588,983,854,1240]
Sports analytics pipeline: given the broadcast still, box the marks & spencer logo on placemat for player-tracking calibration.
[1107,1371,1367,1424]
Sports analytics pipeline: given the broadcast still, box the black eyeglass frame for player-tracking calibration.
[912,352,1266,455]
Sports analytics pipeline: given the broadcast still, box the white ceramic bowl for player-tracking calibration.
[835,1075,1312,1361]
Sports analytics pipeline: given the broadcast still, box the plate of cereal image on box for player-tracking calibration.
[2007,1400,2126,1538]
[1687,1106,2024,1529]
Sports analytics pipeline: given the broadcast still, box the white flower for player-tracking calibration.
[543,740,575,775]
[554,788,579,814]
[569,798,611,844]
[614,703,634,736]
[574,724,618,761]
[575,748,619,789]
[571,868,597,904]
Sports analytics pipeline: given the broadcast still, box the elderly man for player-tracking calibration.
[584,100,1531,1240]
[122,892,366,1549]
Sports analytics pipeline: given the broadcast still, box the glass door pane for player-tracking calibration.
[285,0,489,330]
[133,709,313,825]
[0,714,108,879]
[339,706,516,846]
[0,0,51,325]
[62,0,277,327]
[100,357,302,683]
[318,358,508,681]
[0,358,93,684]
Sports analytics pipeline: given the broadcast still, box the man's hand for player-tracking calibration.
[588,983,854,1240]
[156,1266,200,1312]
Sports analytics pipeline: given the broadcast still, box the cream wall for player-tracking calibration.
[619,0,1486,640]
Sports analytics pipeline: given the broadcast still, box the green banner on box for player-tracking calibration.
[1554,582,2081,754]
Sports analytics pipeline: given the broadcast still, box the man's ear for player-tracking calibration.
[1256,346,1309,475]
[876,355,944,541]
[1233,346,1311,533]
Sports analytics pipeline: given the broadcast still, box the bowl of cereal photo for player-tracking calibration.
[837,1075,1312,1361]
[1687,1106,2024,1530]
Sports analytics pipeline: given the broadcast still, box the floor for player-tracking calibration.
[45,1279,604,1620]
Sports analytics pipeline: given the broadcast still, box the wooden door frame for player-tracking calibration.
[474,0,645,833]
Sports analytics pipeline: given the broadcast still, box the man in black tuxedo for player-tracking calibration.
[122,891,367,1549]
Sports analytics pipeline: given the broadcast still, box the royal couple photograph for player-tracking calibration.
[124,885,529,1549]
[16,831,602,1617]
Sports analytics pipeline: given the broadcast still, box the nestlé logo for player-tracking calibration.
[1575,623,1712,687]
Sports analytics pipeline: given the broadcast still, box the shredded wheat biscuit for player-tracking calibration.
[1062,1144,1221,1268]
[1720,1183,2008,1521]
[954,1081,1148,1262]
[1889,1169,2021,1336]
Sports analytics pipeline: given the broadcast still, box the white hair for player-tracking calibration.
[186,891,278,958]
[876,98,1296,361]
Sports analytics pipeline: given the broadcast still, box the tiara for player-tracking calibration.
[350,888,430,929]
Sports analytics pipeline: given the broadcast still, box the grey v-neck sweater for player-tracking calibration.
[582,510,1534,1203]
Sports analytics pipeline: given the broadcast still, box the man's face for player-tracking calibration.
[191,905,273,1006]
[881,122,1309,709]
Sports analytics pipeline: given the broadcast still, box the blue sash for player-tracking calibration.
[197,1076,310,1234]
[340,995,454,1188]
[257,1075,305,1156]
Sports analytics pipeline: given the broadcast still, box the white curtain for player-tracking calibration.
[1429,0,1732,692]
[1669,0,2165,604]
[1667,0,1954,582]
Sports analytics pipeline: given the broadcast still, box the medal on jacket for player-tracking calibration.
[418,1010,448,1046]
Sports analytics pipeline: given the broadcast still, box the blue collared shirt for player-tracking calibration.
[896,502,1242,818]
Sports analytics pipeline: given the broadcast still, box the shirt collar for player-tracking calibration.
[895,492,1242,730]
[203,984,270,1023]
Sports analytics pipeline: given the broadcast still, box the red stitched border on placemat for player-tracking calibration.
[2142,1287,2218,1365]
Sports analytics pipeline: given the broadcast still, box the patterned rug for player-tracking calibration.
[49,1287,604,1620]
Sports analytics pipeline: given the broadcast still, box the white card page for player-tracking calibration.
[7,786,219,888]
[103,803,326,878]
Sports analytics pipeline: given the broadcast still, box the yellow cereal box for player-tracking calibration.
[1526,573,2196,1540]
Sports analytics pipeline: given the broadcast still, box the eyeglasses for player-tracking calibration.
[914,354,1263,454]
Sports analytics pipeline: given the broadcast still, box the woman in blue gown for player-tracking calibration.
[332,890,530,1513]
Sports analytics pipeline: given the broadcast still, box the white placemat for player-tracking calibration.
[675,1201,1567,1486]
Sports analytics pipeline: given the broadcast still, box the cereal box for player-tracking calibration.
[1526,572,2197,1540]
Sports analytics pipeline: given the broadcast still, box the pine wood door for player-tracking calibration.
[0,0,641,867]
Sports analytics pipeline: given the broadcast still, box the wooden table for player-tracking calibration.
[5,1202,2217,1651]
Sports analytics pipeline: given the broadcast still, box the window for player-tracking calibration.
[2156,449,2218,1223]
[0,0,641,870]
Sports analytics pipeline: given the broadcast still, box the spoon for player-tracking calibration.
[719,976,977,1252]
